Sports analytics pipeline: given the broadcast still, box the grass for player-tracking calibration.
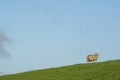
[0,59,120,80]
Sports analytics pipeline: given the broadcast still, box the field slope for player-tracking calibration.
[0,60,120,80]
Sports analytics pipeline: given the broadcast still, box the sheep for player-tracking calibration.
[87,53,99,62]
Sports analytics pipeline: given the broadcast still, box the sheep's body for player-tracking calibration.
[87,53,99,62]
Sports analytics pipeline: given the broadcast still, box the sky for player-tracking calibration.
[0,0,120,74]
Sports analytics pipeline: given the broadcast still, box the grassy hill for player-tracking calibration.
[0,60,120,80]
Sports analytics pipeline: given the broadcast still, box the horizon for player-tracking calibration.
[0,0,120,74]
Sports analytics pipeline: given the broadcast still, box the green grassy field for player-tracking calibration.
[0,59,120,80]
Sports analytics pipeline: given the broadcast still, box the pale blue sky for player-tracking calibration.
[0,0,120,74]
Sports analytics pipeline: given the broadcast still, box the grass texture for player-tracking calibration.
[0,59,120,80]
